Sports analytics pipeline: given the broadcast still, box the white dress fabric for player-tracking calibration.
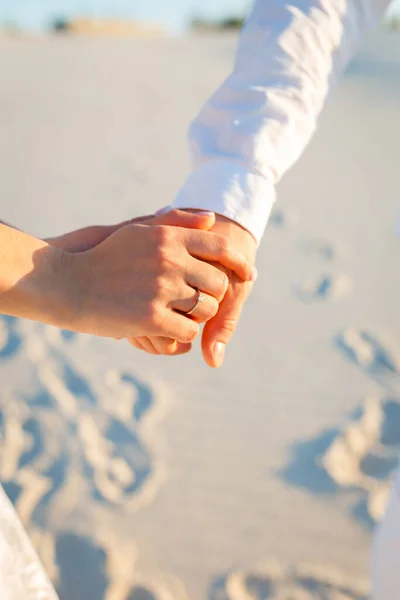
[0,485,58,599]
[372,483,400,600]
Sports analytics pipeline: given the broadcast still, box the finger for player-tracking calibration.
[149,310,200,344]
[131,336,161,355]
[136,336,177,355]
[144,337,193,356]
[124,214,156,225]
[123,205,173,226]
[129,338,147,351]
[201,277,254,368]
[118,205,175,228]
[148,209,216,231]
[152,337,178,354]
[172,286,219,323]
[186,232,254,282]
[185,259,229,303]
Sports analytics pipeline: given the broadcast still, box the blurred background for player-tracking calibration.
[0,1,400,599]
[1,0,250,33]
[0,0,399,33]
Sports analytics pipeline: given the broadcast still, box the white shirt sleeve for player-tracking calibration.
[172,0,390,244]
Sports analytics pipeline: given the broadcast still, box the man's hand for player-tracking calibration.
[45,208,214,253]
[130,214,257,367]
[200,215,257,367]
[45,213,161,253]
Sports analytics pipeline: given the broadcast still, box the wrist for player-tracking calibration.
[22,245,79,329]
[0,226,81,330]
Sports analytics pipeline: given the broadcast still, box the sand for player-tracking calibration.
[0,30,399,599]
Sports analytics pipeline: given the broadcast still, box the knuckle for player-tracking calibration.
[152,239,178,274]
[152,274,167,295]
[157,252,174,275]
[215,270,229,297]
[153,225,172,247]
[183,324,199,344]
[220,318,238,336]
[220,271,230,292]
[215,233,230,255]
[144,300,161,326]
[207,298,219,319]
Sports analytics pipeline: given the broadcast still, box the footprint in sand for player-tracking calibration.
[210,562,369,600]
[48,327,78,344]
[55,531,187,600]
[0,318,9,350]
[127,589,158,600]
[337,329,400,391]
[1,355,160,513]
[295,237,351,302]
[0,320,168,597]
[302,239,337,262]
[0,316,23,360]
[322,395,400,522]
[269,208,295,228]
[337,329,400,374]
[278,395,400,524]
[297,273,352,302]
[48,361,156,508]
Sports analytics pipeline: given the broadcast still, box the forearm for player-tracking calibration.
[0,223,78,329]
[174,0,389,243]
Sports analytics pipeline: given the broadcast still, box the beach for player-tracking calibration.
[0,31,399,599]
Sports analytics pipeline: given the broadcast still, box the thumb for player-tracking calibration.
[148,209,216,230]
[201,277,254,368]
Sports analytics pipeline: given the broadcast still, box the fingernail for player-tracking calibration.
[213,342,226,367]
[196,211,215,216]
[250,267,258,282]
[154,205,172,216]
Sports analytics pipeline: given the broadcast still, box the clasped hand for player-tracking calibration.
[48,209,256,368]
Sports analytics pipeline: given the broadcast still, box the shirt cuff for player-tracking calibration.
[172,159,276,246]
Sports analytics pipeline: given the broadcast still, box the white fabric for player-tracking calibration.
[372,481,400,600]
[173,0,390,244]
[0,485,58,600]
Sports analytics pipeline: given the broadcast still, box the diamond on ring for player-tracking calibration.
[185,288,205,316]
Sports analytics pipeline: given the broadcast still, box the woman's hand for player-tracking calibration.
[69,213,253,342]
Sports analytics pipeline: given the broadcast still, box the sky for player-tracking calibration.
[0,0,398,32]
[0,0,251,31]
